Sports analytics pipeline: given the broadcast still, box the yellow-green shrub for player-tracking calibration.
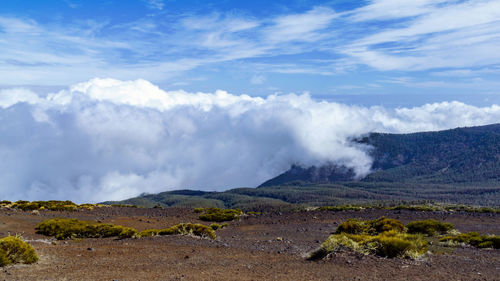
[319,205,364,212]
[0,200,12,206]
[158,223,216,239]
[371,231,427,258]
[370,217,405,234]
[209,223,229,230]
[0,236,38,266]
[335,217,404,235]
[14,200,78,211]
[193,208,204,213]
[198,208,242,222]
[35,218,136,240]
[334,219,367,235]
[9,200,106,212]
[136,229,159,238]
[439,232,500,249]
[118,227,137,239]
[309,231,427,260]
[406,219,454,236]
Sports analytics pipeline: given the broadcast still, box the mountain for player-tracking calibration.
[260,124,500,186]
[104,124,500,209]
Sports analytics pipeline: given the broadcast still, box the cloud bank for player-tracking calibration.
[1,78,500,202]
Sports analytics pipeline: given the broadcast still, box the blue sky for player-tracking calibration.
[1,0,500,107]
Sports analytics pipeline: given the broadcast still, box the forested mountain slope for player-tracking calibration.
[260,124,500,186]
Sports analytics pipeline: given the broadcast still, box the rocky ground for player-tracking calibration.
[0,207,499,281]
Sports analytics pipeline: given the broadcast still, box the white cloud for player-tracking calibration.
[144,0,165,10]
[264,7,337,43]
[250,75,266,85]
[1,78,500,202]
[0,88,42,108]
[349,0,447,22]
[2,2,499,86]
[344,0,500,71]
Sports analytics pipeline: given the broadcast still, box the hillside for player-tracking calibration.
[261,124,500,186]
[105,124,500,209]
[103,180,500,210]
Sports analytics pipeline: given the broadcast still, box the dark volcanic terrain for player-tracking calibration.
[0,207,498,281]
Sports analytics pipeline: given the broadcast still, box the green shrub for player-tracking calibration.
[158,223,216,239]
[10,200,106,212]
[391,205,437,212]
[0,236,38,266]
[335,219,367,235]
[371,231,427,258]
[247,211,261,215]
[35,218,136,240]
[209,223,228,230]
[209,223,221,230]
[193,208,204,213]
[439,232,500,249]
[309,231,427,260]
[136,229,159,238]
[406,219,454,236]
[36,218,217,240]
[198,208,242,222]
[335,217,404,235]
[118,227,137,239]
[308,233,367,260]
[370,217,405,234]
[319,206,364,212]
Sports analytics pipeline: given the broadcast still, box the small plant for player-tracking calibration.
[193,208,204,213]
[136,229,159,238]
[209,223,228,230]
[406,219,454,236]
[390,205,437,212]
[439,232,500,249]
[371,231,427,259]
[334,219,367,235]
[0,236,39,266]
[319,205,364,212]
[370,217,405,234]
[198,208,242,222]
[309,231,427,260]
[35,218,136,240]
[335,217,404,235]
[118,227,137,239]
[247,211,261,215]
[6,200,108,212]
[158,223,216,239]
[0,200,12,206]
[36,218,217,240]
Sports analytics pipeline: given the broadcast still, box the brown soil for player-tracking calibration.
[0,207,499,281]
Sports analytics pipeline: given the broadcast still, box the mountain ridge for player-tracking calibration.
[104,123,500,209]
[260,123,500,186]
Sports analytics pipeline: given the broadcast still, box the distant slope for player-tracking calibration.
[105,124,500,209]
[260,124,500,186]
[103,181,500,209]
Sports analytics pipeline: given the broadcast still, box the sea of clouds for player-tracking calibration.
[1,78,500,202]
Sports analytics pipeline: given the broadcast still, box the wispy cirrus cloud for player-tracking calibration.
[344,0,500,71]
[0,1,499,96]
[143,0,165,10]
[263,6,336,43]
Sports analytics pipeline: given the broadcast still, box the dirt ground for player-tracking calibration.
[0,207,499,281]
